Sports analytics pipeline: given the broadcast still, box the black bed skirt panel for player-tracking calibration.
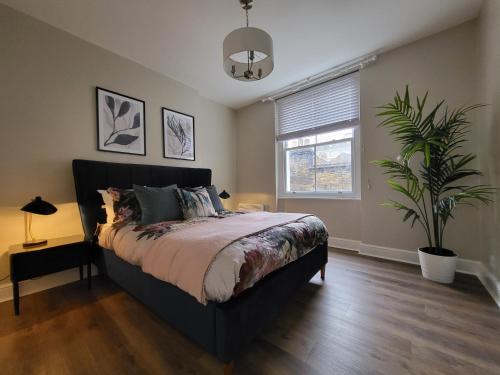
[95,242,328,363]
[95,249,217,354]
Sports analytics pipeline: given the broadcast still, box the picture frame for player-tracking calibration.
[96,87,146,155]
[162,107,195,161]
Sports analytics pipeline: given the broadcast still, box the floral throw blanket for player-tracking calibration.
[99,212,328,302]
[229,215,328,297]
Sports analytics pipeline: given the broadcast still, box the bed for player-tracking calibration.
[72,159,328,374]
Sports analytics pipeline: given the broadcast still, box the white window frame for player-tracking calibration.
[277,126,361,199]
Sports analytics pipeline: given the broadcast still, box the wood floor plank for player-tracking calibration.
[0,249,498,374]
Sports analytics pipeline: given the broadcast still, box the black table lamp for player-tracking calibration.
[21,196,57,248]
[219,190,231,200]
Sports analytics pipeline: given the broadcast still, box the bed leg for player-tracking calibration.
[320,264,326,280]
[223,362,234,375]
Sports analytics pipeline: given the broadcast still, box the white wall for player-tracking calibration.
[477,0,500,285]
[235,20,482,260]
[0,5,237,282]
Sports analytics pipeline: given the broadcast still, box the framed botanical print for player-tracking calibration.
[96,87,146,155]
[162,107,195,161]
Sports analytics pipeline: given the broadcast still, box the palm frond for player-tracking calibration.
[374,87,494,251]
[382,200,421,228]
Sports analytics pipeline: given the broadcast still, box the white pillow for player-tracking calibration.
[97,189,115,224]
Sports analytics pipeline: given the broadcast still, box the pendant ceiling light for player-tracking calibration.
[223,0,274,81]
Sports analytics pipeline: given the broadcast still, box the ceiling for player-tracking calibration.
[1,0,482,109]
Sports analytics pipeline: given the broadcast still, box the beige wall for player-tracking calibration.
[0,5,237,281]
[279,199,362,242]
[477,0,500,281]
[235,101,277,212]
[360,20,480,257]
[235,21,483,260]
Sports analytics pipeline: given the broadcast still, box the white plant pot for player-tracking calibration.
[418,248,458,284]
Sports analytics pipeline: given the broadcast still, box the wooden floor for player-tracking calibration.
[1,250,499,375]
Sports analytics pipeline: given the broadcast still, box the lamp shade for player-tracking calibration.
[21,196,57,215]
[219,190,231,200]
[223,26,274,81]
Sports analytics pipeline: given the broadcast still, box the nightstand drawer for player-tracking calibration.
[10,243,88,281]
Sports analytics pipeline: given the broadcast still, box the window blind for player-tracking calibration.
[276,71,360,141]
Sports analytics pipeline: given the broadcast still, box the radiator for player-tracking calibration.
[236,203,265,212]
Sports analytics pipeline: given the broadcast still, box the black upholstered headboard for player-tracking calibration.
[72,159,212,241]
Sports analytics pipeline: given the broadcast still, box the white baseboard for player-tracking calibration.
[330,237,499,309]
[477,263,500,308]
[329,237,361,251]
[0,266,98,303]
[358,243,479,275]
[359,242,419,265]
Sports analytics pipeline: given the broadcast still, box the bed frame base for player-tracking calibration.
[94,242,328,366]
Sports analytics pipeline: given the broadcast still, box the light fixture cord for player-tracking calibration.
[246,4,250,75]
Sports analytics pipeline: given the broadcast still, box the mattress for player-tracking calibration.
[98,212,328,302]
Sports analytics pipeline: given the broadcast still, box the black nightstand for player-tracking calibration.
[9,235,92,315]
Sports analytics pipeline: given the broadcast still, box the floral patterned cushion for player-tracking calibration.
[183,185,225,213]
[106,187,142,228]
[175,188,217,219]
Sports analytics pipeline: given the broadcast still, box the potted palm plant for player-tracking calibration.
[373,87,494,284]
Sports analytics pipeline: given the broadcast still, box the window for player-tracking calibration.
[276,72,360,198]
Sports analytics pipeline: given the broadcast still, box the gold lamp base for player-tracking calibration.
[22,239,47,249]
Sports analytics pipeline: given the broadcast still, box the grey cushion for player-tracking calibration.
[206,185,225,213]
[133,184,181,224]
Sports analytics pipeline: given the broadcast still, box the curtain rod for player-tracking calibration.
[261,53,377,102]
